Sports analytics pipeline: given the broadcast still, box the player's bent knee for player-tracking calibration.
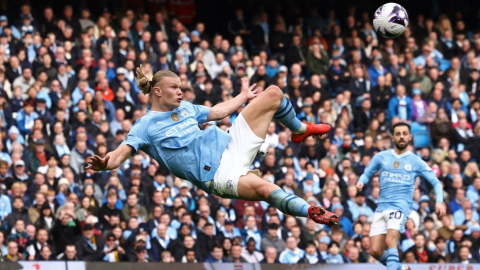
[264,85,283,102]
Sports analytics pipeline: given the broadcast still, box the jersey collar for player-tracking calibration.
[390,149,412,159]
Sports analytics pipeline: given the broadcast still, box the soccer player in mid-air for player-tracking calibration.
[356,122,446,270]
[87,67,337,225]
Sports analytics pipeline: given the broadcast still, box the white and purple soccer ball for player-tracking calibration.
[373,3,409,38]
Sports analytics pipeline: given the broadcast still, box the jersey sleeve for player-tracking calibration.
[192,104,211,124]
[359,153,381,184]
[120,118,148,152]
[416,159,444,203]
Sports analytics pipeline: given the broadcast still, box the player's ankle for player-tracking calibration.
[292,123,307,134]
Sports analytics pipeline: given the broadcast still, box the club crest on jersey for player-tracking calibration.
[405,164,412,171]
[394,161,400,168]
[171,113,180,122]
[181,109,188,117]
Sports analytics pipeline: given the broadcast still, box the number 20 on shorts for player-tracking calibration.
[389,211,402,220]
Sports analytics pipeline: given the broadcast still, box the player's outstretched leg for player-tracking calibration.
[237,172,338,225]
[241,85,331,143]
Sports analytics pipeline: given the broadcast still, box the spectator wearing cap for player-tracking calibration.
[0,15,21,39]
[75,223,105,261]
[134,245,149,262]
[297,102,318,124]
[265,57,280,78]
[388,84,413,121]
[6,160,31,188]
[261,223,286,253]
[27,138,53,173]
[219,218,241,240]
[315,236,329,260]
[349,191,374,222]
[176,36,193,65]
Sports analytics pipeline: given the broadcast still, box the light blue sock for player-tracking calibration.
[386,248,400,270]
[378,250,388,266]
[274,96,303,133]
[267,189,309,217]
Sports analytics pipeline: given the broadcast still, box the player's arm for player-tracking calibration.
[419,164,446,218]
[206,78,258,121]
[356,155,381,191]
[86,145,134,171]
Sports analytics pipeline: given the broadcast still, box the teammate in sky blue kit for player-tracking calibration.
[87,67,336,225]
[356,122,446,270]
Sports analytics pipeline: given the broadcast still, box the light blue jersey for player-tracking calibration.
[359,150,443,216]
[121,102,231,192]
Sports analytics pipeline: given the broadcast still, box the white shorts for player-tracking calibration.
[369,210,408,236]
[207,113,264,198]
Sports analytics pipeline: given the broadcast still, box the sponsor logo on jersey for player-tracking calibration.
[381,171,411,183]
[394,161,400,168]
[404,164,412,171]
[171,113,180,122]
[181,109,188,117]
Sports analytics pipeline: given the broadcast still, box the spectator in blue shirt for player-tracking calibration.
[279,236,305,264]
[388,84,413,121]
[0,185,11,220]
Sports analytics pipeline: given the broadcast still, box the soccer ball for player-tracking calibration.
[373,3,409,38]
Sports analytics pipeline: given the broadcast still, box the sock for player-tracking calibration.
[378,251,388,266]
[274,96,305,134]
[267,189,309,217]
[386,248,400,270]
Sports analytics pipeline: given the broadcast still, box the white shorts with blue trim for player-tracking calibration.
[369,209,408,236]
[207,113,264,198]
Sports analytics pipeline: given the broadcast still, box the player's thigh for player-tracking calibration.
[369,211,388,237]
[241,85,283,139]
[385,210,406,248]
[237,172,280,201]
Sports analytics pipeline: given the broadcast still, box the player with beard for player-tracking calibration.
[356,122,446,270]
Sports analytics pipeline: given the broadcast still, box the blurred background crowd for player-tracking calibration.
[0,0,479,265]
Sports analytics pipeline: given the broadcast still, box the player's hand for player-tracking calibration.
[356,182,364,191]
[435,202,446,218]
[86,155,110,171]
[240,77,258,101]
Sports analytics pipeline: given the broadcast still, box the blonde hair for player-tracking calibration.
[136,65,178,95]
[464,162,480,178]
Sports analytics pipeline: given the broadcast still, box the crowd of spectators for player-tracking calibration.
[0,0,479,265]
